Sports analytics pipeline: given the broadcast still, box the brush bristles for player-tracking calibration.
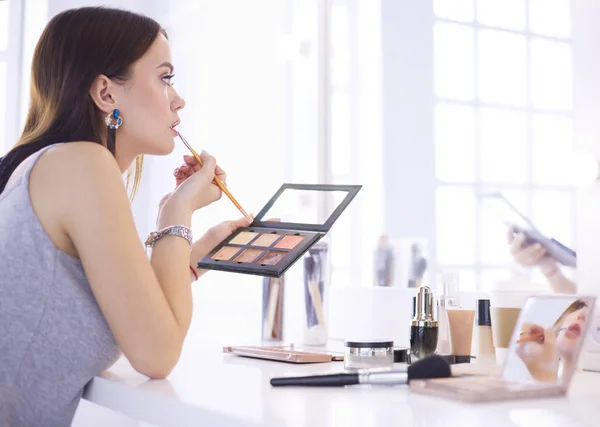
[407,355,452,382]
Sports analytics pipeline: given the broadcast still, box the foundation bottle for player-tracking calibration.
[476,299,496,366]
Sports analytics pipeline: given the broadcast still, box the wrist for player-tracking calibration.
[189,265,199,281]
[540,262,559,278]
[146,225,193,251]
[157,198,193,229]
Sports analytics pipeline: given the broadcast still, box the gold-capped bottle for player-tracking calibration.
[410,286,439,362]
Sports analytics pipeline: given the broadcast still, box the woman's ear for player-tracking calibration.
[89,74,118,115]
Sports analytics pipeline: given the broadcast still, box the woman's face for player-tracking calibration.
[556,307,588,359]
[117,34,185,159]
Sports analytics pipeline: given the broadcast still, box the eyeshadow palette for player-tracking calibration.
[197,184,362,277]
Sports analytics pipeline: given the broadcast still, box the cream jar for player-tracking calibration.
[344,340,394,371]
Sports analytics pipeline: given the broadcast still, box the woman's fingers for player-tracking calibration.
[215,164,226,184]
[183,154,226,183]
[519,244,547,264]
[509,233,526,254]
[506,225,516,243]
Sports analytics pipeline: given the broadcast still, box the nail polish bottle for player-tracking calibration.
[410,286,439,363]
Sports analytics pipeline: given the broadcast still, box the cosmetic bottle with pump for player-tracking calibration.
[410,286,439,362]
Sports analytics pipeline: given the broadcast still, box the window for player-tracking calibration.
[433,0,575,291]
[259,0,382,290]
[0,0,11,155]
[0,0,48,156]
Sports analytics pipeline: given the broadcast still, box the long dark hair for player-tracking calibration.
[0,7,167,198]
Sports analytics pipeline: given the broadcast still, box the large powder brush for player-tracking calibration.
[270,354,451,387]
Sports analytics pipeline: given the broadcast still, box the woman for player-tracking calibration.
[507,228,577,294]
[0,7,248,427]
[515,299,590,383]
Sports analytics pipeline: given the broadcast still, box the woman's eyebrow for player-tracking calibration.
[157,61,174,73]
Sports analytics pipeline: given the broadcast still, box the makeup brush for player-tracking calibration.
[516,326,568,344]
[177,131,253,223]
[270,354,451,387]
[266,278,280,338]
[516,333,544,344]
[306,254,326,326]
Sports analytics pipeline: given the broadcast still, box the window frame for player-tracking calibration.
[1,0,25,155]
[433,1,577,289]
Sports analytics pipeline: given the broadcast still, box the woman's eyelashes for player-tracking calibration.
[162,74,175,86]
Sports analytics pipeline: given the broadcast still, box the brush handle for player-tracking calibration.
[266,281,279,337]
[516,332,546,344]
[270,373,359,387]
[180,135,253,223]
[308,280,325,326]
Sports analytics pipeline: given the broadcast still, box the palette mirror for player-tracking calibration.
[503,295,595,385]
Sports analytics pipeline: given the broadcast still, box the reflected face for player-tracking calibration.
[556,307,588,359]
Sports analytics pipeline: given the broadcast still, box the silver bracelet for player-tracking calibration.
[145,225,193,250]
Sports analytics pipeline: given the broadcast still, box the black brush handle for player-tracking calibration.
[270,373,359,387]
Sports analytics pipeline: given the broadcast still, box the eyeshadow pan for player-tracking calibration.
[252,233,282,247]
[257,251,287,266]
[274,235,305,249]
[234,248,264,263]
[229,231,259,245]
[212,246,241,261]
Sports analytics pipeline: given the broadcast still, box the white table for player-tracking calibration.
[84,336,600,427]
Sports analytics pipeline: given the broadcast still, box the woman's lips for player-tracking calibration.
[565,323,582,338]
[170,120,180,135]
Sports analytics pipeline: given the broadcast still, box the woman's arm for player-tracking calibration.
[508,229,577,294]
[40,143,203,378]
[540,263,577,295]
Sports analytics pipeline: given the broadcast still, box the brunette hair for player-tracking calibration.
[554,298,589,329]
[0,6,167,198]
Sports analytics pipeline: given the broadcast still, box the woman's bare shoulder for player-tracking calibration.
[43,141,115,163]
[35,141,122,185]
[27,141,129,257]
[30,141,128,218]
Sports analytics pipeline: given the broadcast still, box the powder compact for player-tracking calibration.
[344,340,395,371]
[197,184,362,277]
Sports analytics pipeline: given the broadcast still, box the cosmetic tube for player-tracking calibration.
[447,308,475,364]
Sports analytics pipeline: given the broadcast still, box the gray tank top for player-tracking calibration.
[0,144,122,427]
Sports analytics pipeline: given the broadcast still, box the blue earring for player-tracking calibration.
[105,109,123,129]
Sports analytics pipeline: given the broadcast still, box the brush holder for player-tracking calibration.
[302,240,329,345]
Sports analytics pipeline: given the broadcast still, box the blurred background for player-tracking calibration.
[2,0,599,345]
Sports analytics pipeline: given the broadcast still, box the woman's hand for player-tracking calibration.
[515,322,559,383]
[506,227,558,276]
[190,217,252,279]
[191,216,282,279]
[202,217,253,250]
[160,153,225,216]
